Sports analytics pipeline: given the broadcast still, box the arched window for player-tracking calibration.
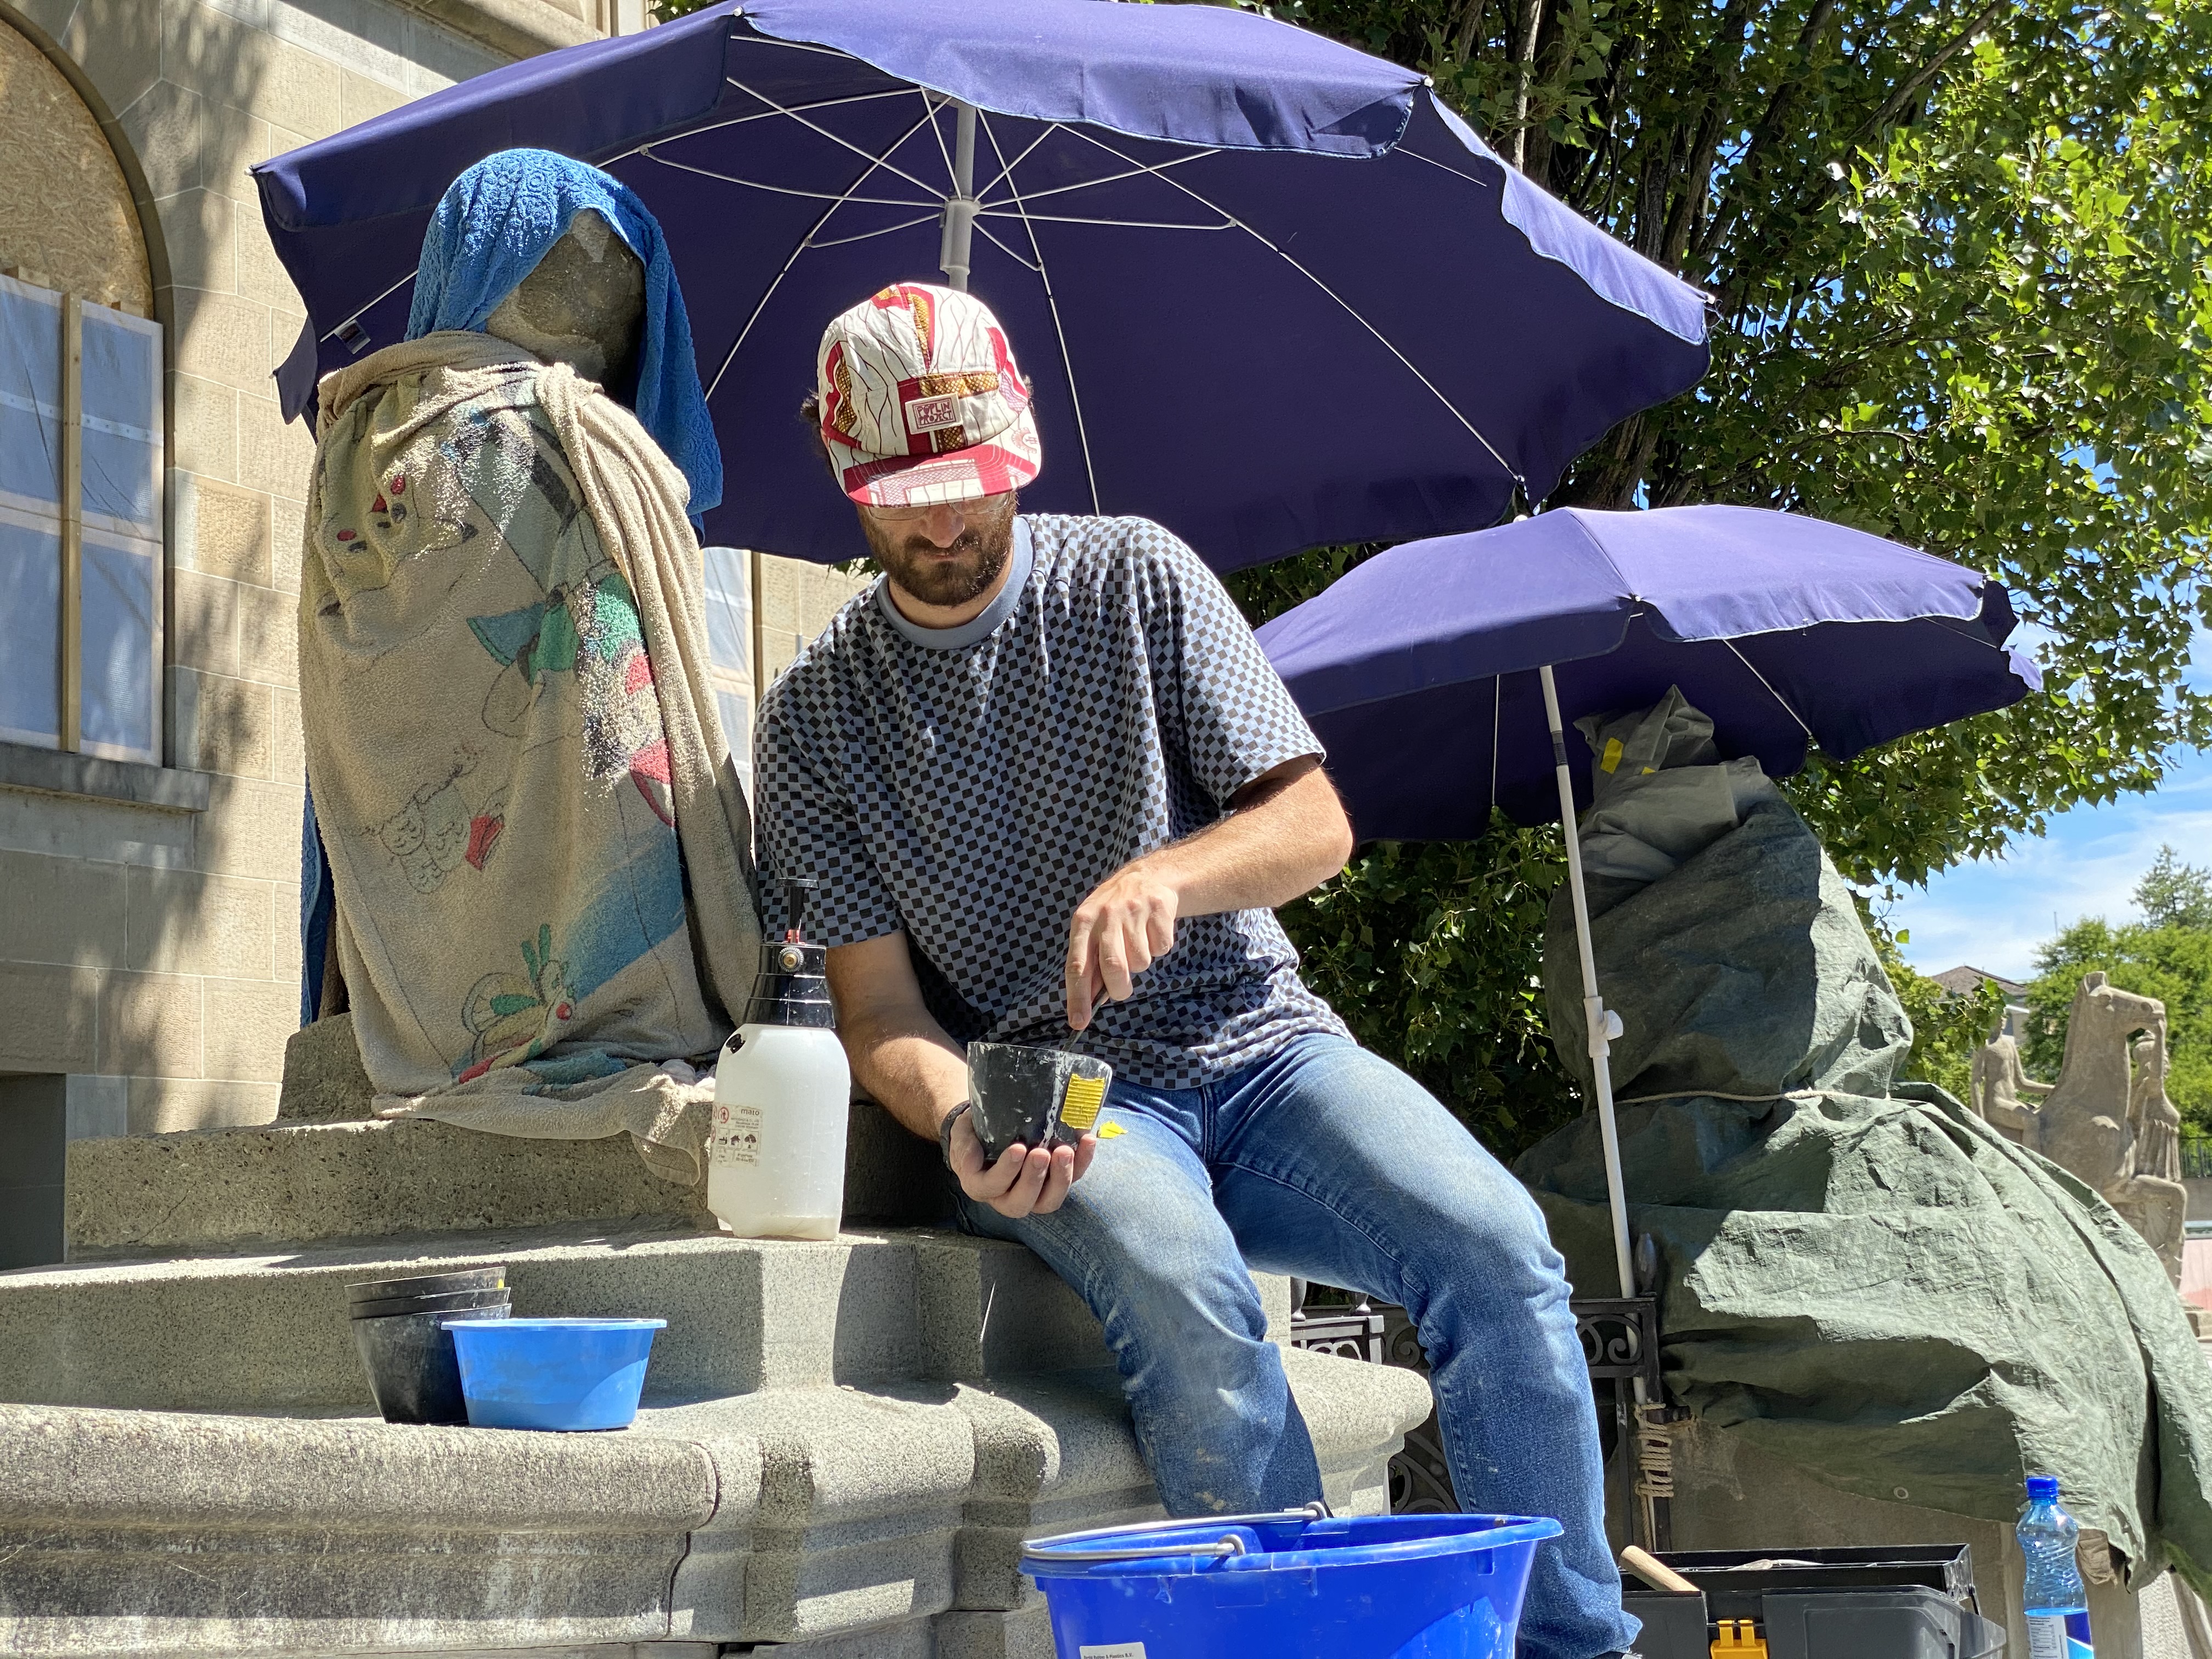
[0,16,163,765]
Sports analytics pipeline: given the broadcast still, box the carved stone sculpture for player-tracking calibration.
[1971,1028,2053,1147]
[2036,973,2188,1287]
[2132,1023,2184,1184]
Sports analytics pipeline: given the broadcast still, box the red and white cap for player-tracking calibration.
[815,282,1042,506]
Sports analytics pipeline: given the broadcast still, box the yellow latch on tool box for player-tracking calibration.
[1711,1620,1768,1658]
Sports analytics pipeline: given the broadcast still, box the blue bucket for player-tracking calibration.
[444,1317,666,1431]
[1022,1505,1561,1659]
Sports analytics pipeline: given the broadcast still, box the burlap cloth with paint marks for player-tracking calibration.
[299,331,759,1184]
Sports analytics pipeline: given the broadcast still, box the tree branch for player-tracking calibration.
[1843,0,2013,151]
[1692,0,1839,267]
[1663,0,1760,268]
[1450,0,1488,65]
[1511,0,1549,170]
[1717,0,2014,309]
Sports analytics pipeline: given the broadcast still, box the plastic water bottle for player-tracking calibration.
[2018,1474,2094,1658]
[708,880,851,1240]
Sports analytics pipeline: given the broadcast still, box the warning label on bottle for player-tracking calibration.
[1077,1645,1146,1659]
[712,1103,762,1166]
[2024,1616,2094,1659]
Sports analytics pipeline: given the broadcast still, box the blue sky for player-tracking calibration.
[1890,628,2212,982]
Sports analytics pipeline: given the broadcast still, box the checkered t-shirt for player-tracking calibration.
[755,515,1351,1091]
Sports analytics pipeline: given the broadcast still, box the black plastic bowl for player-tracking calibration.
[352,1302,510,1424]
[346,1266,505,1305]
[348,1285,513,1321]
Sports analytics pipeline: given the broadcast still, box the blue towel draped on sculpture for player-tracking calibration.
[405,148,724,521]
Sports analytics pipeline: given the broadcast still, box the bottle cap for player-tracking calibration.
[2027,1474,2061,1500]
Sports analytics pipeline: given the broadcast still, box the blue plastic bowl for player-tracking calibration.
[1023,1508,1561,1658]
[444,1317,667,1431]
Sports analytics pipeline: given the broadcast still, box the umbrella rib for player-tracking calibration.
[637,149,939,208]
[1059,125,1522,487]
[810,211,945,250]
[703,102,945,402]
[719,73,949,201]
[1396,145,1498,193]
[978,149,1223,210]
[970,218,1042,273]
[980,111,1102,514]
[1491,675,1502,814]
[978,210,1231,230]
[1720,637,1816,740]
[920,91,960,189]
[740,33,857,58]
[321,267,417,342]
[606,87,923,164]
[973,124,1059,203]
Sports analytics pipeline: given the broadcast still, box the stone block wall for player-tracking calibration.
[757,551,873,690]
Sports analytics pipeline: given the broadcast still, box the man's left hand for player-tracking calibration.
[1065,861,1178,1030]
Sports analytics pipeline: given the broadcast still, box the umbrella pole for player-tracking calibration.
[1542,664,1674,1550]
[1538,664,1634,1299]
[939,100,979,293]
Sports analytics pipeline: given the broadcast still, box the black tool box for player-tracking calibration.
[1622,1544,2007,1657]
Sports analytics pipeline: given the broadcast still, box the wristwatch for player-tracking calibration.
[939,1101,974,1169]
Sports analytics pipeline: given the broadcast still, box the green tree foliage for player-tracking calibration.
[1865,916,2006,1098]
[1282,827,1579,1153]
[1234,0,2211,1142]
[2137,844,2212,932]
[1261,0,2212,888]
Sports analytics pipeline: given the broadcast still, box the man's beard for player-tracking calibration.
[862,503,1016,608]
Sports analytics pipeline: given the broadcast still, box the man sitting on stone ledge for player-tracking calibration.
[755,283,1640,1659]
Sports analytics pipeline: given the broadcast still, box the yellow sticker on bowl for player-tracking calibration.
[1060,1074,1107,1131]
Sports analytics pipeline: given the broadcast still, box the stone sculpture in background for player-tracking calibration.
[1970,1024,2053,1146]
[2125,1021,2191,1294]
[2036,972,2188,1286]
[2133,1022,2185,1186]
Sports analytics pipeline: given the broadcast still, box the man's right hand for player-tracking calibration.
[945,1108,1096,1218]
[825,931,1099,1218]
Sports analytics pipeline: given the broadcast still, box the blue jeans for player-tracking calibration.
[957,1033,1638,1659]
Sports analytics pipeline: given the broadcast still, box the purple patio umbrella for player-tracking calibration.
[252,0,1709,572]
[1256,504,2041,1307]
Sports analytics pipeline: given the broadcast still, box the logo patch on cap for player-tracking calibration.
[905,393,961,434]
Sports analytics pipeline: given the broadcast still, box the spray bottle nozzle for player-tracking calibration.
[748,877,833,1030]
[781,877,816,945]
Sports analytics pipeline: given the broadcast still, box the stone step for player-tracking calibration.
[0,1220,1206,1412]
[65,1098,950,1257]
[0,1346,1431,1657]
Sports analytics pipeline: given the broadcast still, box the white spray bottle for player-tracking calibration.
[708,878,851,1240]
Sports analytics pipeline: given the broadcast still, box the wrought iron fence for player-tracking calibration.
[1286,1278,1674,1547]
[2184,1136,2212,1181]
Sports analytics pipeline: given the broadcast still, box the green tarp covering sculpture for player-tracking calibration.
[1515,692,2212,1593]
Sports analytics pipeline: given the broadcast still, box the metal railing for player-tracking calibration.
[2183,1136,2212,1181]
[1286,1278,1674,1548]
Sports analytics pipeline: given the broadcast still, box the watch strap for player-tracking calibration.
[939,1101,974,1169]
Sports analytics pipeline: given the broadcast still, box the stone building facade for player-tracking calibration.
[0,0,866,1263]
